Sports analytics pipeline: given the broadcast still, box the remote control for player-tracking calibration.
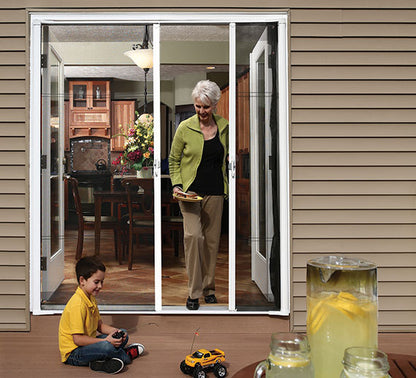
[112,330,125,339]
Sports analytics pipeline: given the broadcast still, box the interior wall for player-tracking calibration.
[111,79,174,110]
[174,72,206,106]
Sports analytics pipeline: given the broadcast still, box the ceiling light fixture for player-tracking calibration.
[124,25,153,113]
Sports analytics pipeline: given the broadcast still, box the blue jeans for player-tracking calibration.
[65,329,131,366]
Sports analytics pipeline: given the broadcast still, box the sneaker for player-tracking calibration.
[89,358,124,374]
[204,294,218,304]
[125,343,145,360]
[186,297,200,310]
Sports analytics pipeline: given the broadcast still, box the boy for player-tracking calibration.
[59,256,145,374]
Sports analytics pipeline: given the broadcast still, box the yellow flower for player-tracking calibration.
[144,152,150,158]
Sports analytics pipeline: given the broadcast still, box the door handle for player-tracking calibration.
[153,159,160,178]
[228,160,236,179]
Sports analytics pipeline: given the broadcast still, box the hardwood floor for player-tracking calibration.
[44,228,272,310]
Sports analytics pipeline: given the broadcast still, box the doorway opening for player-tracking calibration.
[30,12,289,315]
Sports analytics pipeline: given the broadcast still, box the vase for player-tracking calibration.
[136,167,153,178]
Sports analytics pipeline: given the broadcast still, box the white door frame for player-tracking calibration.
[29,11,289,315]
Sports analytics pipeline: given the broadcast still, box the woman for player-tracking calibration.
[169,80,228,310]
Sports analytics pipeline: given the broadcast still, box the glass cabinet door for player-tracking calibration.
[92,81,110,109]
[71,83,87,109]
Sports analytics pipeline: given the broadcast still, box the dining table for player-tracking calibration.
[93,177,177,256]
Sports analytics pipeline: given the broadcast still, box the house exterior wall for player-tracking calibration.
[1,1,415,331]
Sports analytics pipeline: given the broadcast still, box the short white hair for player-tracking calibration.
[191,80,221,106]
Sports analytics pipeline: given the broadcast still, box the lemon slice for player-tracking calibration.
[307,294,336,335]
[326,292,365,319]
[269,354,310,368]
[307,306,328,335]
[338,291,358,301]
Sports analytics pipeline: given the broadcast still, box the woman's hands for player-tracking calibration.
[172,186,182,195]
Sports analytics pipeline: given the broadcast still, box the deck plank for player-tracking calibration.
[390,354,416,378]
[1,315,415,377]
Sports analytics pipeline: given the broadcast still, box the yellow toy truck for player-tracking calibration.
[180,348,227,378]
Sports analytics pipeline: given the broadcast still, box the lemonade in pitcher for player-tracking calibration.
[307,256,378,378]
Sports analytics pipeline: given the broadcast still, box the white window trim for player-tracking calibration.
[30,11,289,316]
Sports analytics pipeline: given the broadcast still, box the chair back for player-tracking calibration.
[121,178,154,222]
[64,175,83,220]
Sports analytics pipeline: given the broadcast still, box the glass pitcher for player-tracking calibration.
[253,332,314,378]
[307,256,378,378]
[340,347,391,378]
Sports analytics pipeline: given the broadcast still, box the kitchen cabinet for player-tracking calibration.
[218,72,251,238]
[111,100,136,151]
[64,100,69,151]
[236,72,250,152]
[68,80,111,138]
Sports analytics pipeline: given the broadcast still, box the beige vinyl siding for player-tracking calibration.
[0,7,28,331]
[0,1,415,332]
[290,6,416,332]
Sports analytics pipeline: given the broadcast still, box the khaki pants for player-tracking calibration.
[179,195,224,299]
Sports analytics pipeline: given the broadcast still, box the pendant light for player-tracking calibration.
[124,25,153,112]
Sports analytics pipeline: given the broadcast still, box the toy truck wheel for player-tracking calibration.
[192,365,206,378]
[180,360,192,375]
[214,363,227,378]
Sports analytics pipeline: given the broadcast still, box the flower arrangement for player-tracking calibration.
[112,112,154,173]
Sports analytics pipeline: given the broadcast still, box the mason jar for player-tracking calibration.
[253,332,314,378]
[340,347,391,378]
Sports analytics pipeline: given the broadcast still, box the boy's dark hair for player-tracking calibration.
[75,256,106,284]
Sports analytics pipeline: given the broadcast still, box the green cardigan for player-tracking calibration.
[169,113,229,195]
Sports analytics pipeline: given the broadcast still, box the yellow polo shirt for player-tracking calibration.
[58,287,101,362]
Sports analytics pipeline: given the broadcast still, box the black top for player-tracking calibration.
[188,132,224,196]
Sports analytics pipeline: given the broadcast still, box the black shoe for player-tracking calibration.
[90,358,124,374]
[186,297,200,310]
[204,294,218,304]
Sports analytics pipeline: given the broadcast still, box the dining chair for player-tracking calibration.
[161,197,183,258]
[64,175,121,260]
[121,178,154,270]
[121,177,183,270]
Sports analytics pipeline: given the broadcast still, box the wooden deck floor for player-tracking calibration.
[2,314,416,377]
